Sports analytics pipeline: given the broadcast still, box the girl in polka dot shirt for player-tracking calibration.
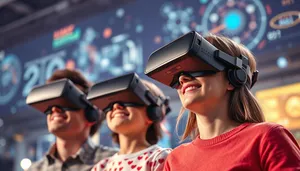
[92,79,172,171]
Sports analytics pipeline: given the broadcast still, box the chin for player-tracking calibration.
[109,123,127,132]
[182,97,196,108]
[49,124,69,133]
[49,128,61,135]
[183,98,205,112]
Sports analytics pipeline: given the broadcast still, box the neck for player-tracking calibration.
[55,135,88,161]
[194,98,240,139]
[118,132,151,155]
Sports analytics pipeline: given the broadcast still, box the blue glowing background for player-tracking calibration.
[1,0,300,148]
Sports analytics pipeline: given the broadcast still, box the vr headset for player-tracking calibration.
[144,31,258,89]
[26,78,99,122]
[87,73,171,121]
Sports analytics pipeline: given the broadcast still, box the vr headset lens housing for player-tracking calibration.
[44,105,80,115]
[102,102,144,114]
[26,79,89,114]
[87,73,169,115]
[144,31,256,88]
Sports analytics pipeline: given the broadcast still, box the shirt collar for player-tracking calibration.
[76,138,96,164]
[45,138,96,165]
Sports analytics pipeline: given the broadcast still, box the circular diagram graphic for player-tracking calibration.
[201,0,267,49]
[160,2,194,43]
[285,95,300,118]
[0,54,22,105]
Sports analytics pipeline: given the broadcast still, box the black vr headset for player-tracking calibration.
[87,73,171,122]
[144,31,258,89]
[26,78,99,123]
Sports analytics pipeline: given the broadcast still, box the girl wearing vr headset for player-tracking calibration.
[161,35,300,170]
[92,80,172,171]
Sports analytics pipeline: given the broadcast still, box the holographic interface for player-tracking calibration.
[1,0,300,116]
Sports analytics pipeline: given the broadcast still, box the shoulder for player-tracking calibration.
[253,124,300,170]
[247,122,300,154]
[155,143,191,163]
[92,156,113,171]
[94,145,118,161]
[144,146,172,170]
[150,146,172,159]
[164,142,197,163]
[245,122,292,139]
[247,122,282,131]
[27,158,47,171]
[250,122,298,143]
[168,142,192,156]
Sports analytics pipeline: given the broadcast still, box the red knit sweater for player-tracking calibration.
[164,123,300,171]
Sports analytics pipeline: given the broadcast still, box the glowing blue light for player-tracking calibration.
[116,8,125,18]
[0,54,21,105]
[277,56,288,68]
[100,58,110,68]
[124,64,135,71]
[224,11,242,30]
[136,24,143,33]
[169,12,177,20]
[162,4,172,14]
[2,72,11,87]
[111,68,122,76]
[199,0,208,4]
[111,34,129,43]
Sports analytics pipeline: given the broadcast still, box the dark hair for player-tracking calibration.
[177,34,265,141]
[47,69,101,136]
[111,80,167,145]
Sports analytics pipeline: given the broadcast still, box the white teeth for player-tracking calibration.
[185,86,199,92]
[53,116,64,120]
[113,113,128,117]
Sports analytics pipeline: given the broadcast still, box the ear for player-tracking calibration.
[86,121,96,127]
[145,119,153,125]
[227,82,235,91]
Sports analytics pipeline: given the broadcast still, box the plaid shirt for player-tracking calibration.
[28,138,117,171]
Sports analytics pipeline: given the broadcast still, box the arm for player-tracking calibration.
[151,149,172,171]
[260,125,300,170]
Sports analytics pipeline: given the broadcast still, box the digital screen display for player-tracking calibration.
[1,0,300,116]
[256,83,300,130]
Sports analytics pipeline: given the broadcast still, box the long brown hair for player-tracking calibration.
[176,34,265,141]
[112,79,167,145]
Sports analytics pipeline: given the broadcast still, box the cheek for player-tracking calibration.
[206,80,227,97]
[71,111,87,125]
[177,90,184,100]
[105,111,117,128]
[128,108,148,123]
[106,113,113,127]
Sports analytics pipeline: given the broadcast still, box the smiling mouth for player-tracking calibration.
[112,112,129,118]
[51,113,67,121]
[184,85,201,94]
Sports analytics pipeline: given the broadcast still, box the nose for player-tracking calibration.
[179,74,193,86]
[112,103,124,111]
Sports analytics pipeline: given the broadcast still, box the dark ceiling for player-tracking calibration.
[0,0,61,28]
[0,0,133,49]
